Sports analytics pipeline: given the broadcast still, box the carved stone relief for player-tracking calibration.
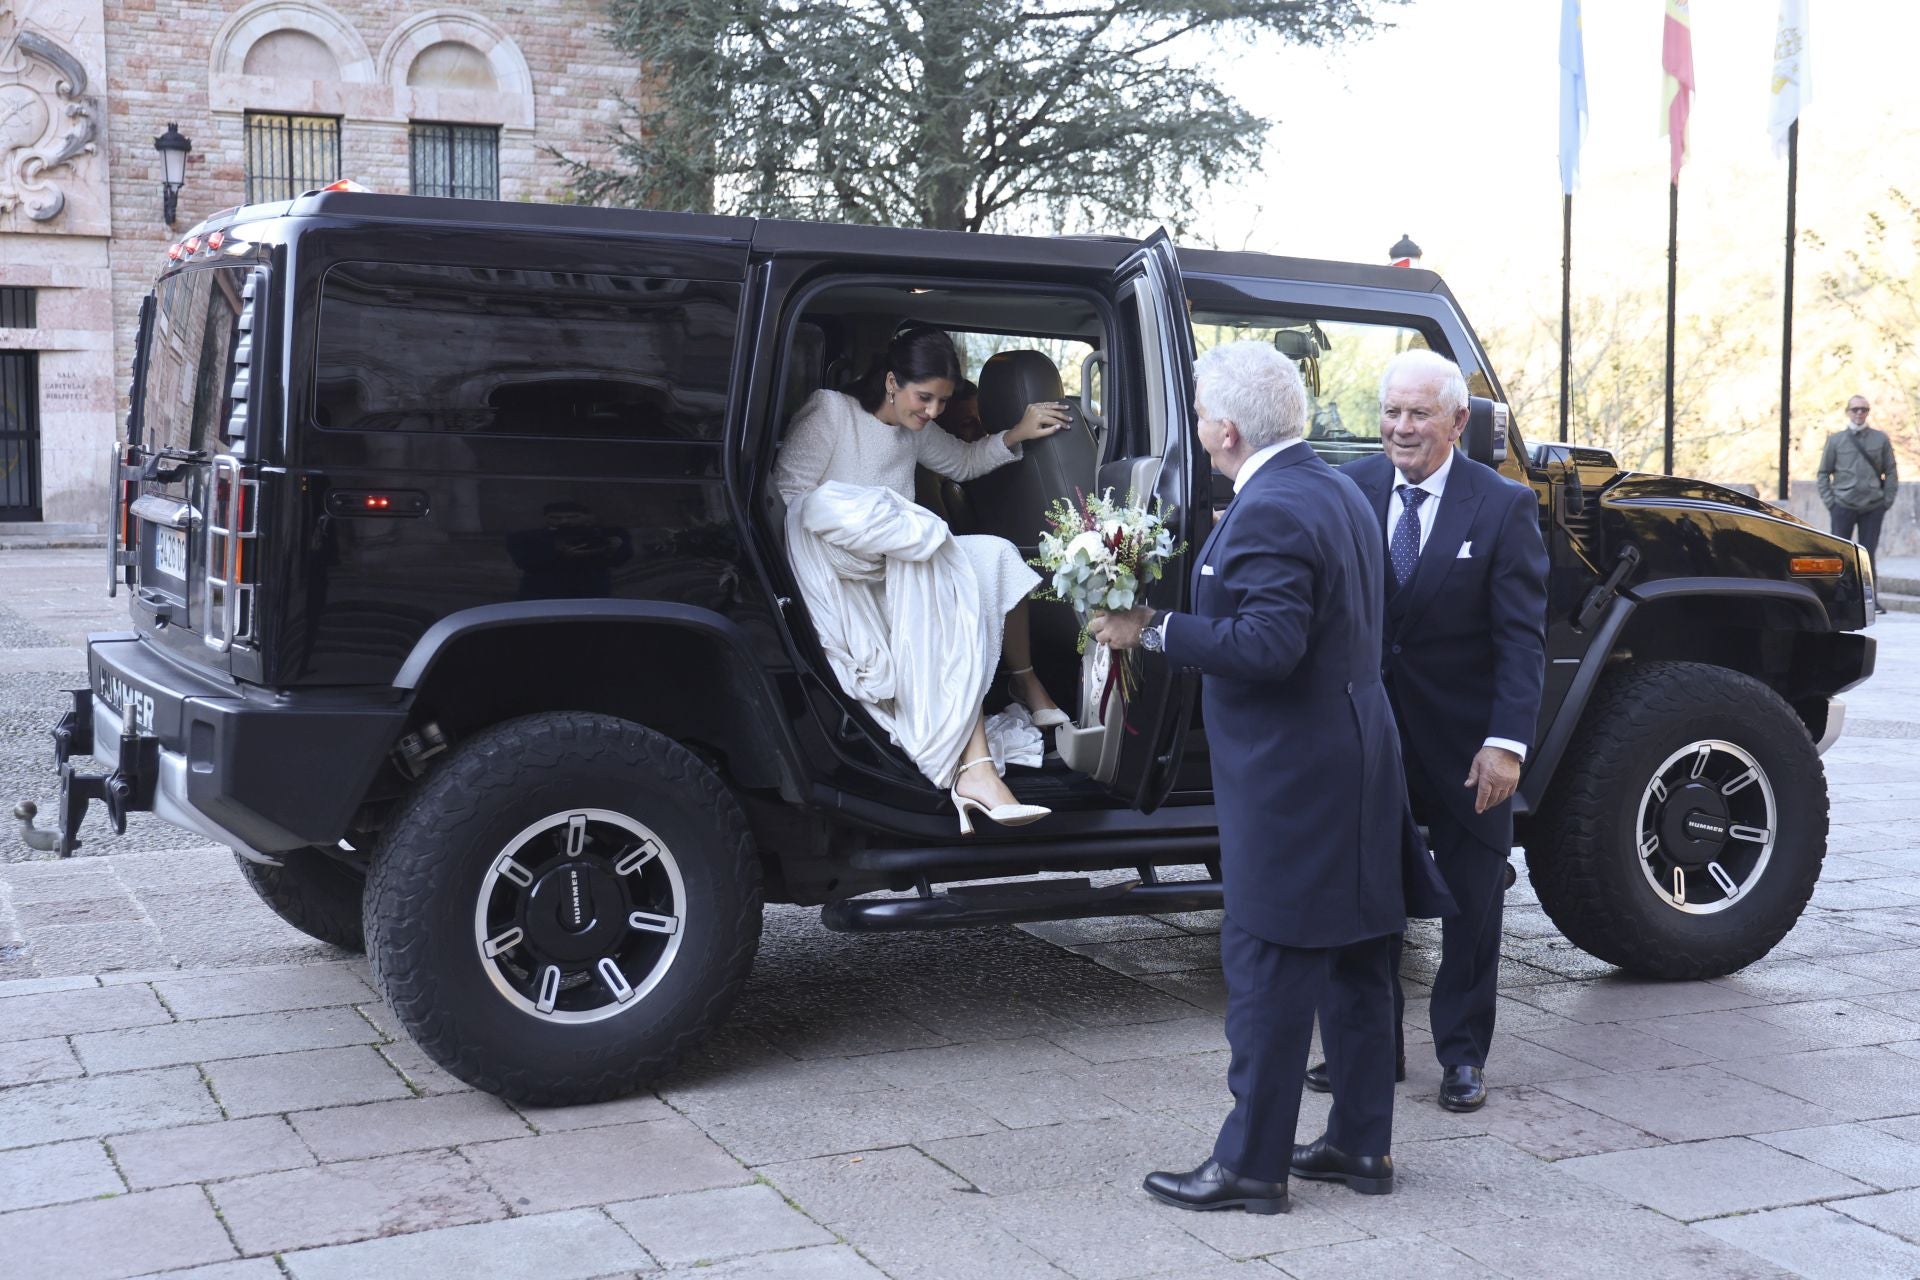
[0,12,100,224]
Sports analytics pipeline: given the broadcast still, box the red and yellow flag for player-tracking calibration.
[1662,0,1696,183]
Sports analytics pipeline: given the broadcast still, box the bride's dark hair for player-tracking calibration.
[855,326,963,412]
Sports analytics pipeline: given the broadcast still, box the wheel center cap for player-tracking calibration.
[525,863,626,960]
[1658,780,1729,866]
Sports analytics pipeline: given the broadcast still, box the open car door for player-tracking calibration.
[1054,231,1203,812]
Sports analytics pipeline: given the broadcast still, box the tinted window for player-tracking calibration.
[142,265,249,452]
[315,263,738,441]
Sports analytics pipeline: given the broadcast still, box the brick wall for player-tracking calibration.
[91,0,642,525]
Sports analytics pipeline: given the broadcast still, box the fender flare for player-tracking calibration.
[1516,577,1828,815]
[394,600,807,800]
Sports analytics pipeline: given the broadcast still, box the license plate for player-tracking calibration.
[153,526,187,580]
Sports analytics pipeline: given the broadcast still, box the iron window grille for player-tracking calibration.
[409,122,500,200]
[244,113,342,205]
[0,287,37,328]
[1,349,41,520]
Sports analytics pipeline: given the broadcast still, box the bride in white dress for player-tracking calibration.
[776,327,1072,831]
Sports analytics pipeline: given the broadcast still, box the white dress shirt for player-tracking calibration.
[1386,447,1453,554]
[1233,437,1308,493]
[1388,449,1527,763]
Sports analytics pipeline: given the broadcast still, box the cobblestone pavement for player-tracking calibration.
[5,546,1920,1279]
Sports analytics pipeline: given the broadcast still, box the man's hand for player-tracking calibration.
[1464,745,1522,814]
[1087,606,1154,651]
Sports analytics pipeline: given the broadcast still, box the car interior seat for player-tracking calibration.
[968,349,1100,678]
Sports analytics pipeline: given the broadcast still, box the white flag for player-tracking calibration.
[1768,0,1810,157]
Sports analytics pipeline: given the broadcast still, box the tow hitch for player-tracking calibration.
[34,689,158,858]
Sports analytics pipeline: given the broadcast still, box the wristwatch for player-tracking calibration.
[1141,610,1168,653]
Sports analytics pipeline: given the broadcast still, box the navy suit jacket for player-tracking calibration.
[1343,451,1550,850]
[1165,445,1453,948]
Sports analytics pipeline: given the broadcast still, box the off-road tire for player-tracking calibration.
[364,712,762,1105]
[235,848,366,953]
[1526,661,1826,980]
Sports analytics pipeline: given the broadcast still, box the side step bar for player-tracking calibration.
[821,876,1223,934]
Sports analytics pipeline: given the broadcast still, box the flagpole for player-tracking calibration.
[1778,118,1799,501]
[1664,179,1679,475]
[1560,193,1573,443]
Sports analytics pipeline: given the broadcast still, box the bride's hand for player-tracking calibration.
[1005,401,1072,444]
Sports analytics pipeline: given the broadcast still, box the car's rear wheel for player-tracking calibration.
[364,712,762,1104]
[1526,662,1827,980]
[234,848,366,953]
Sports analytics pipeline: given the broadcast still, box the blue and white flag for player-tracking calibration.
[1559,0,1589,193]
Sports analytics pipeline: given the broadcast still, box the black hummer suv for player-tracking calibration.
[47,192,1876,1104]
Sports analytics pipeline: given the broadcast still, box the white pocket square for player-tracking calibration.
[1456,541,1473,559]
[1200,564,1216,576]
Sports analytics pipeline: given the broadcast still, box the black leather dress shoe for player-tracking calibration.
[1303,1054,1407,1093]
[1440,1064,1488,1112]
[1142,1159,1288,1215]
[1502,861,1518,891]
[1290,1136,1394,1195]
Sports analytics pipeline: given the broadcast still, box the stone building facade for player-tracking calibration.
[1,0,632,528]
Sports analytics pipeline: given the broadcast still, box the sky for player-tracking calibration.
[1200,0,1918,316]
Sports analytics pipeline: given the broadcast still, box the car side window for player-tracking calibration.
[313,262,739,441]
[1190,310,1439,466]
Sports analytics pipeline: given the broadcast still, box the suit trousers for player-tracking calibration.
[1213,916,1399,1180]
[1830,506,1887,562]
[1392,815,1509,1068]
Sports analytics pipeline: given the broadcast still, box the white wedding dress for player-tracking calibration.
[776,390,1043,787]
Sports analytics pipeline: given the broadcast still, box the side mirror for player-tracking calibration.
[1463,397,1509,467]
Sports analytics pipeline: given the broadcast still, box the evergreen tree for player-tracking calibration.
[565,0,1398,232]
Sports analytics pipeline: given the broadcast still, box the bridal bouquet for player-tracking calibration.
[1031,490,1183,648]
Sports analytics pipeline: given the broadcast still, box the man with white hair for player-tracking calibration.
[1093,341,1451,1213]
[1306,348,1548,1114]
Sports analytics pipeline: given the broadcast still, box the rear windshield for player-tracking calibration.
[139,265,250,452]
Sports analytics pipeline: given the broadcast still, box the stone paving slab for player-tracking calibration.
[1559,1135,1873,1220]
[211,1148,508,1254]
[200,1044,412,1117]
[0,1065,221,1149]
[279,1207,654,1280]
[73,1006,381,1074]
[110,1116,315,1189]
[604,1183,836,1265]
[1697,1204,1920,1280]
[289,1091,533,1161]
[0,1136,123,1211]
[461,1116,753,1212]
[0,1184,238,1280]
[1754,1122,1920,1191]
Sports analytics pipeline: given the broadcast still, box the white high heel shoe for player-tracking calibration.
[1005,666,1071,729]
[950,757,1051,835]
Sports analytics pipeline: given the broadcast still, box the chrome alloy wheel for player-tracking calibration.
[471,809,687,1023]
[1634,740,1777,915]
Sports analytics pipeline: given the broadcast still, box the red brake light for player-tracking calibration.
[184,236,201,254]
[167,243,184,260]
[321,179,371,193]
[207,231,225,251]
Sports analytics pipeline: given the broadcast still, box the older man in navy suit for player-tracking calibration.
[1307,349,1549,1113]
[1092,342,1451,1214]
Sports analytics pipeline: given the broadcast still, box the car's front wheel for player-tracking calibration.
[1526,661,1828,980]
[364,712,762,1104]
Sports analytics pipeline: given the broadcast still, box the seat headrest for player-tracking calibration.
[978,350,1064,434]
